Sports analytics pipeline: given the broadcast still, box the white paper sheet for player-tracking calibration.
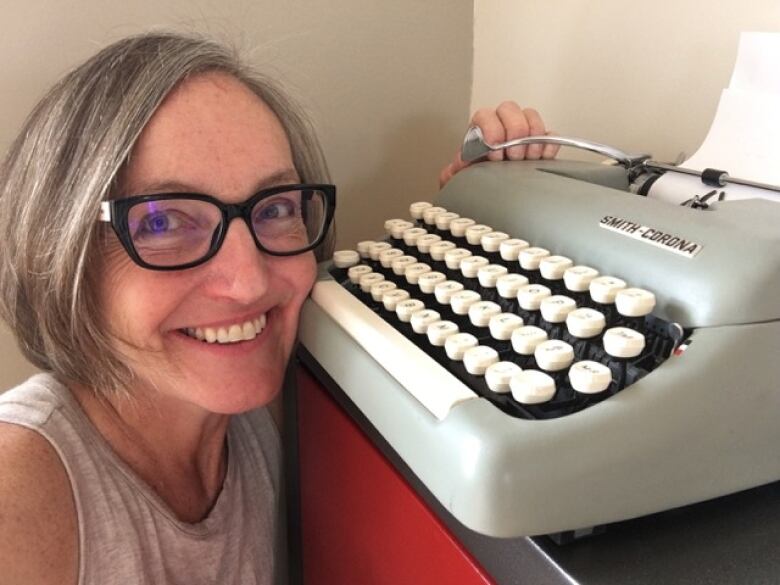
[648,32,780,206]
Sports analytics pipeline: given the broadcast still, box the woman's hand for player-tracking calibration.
[439,101,560,188]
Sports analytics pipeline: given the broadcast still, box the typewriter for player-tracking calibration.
[297,135,780,539]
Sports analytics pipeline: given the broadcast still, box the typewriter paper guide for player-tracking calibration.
[651,32,780,204]
[299,160,780,537]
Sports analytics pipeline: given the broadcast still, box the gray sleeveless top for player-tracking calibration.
[0,374,284,585]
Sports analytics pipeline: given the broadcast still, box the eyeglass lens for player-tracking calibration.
[126,188,327,267]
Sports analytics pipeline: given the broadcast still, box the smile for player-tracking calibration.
[182,314,267,344]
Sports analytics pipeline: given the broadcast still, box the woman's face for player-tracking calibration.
[99,73,316,414]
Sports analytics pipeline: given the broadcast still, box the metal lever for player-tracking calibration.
[461,126,651,168]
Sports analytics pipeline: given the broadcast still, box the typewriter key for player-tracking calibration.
[510,370,556,404]
[616,288,656,317]
[489,313,524,341]
[519,247,550,270]
[468,301,502,327]
[409,201,433,220]
[434,280,465,304]
[463,345,500,375]
[569,361,612,394]
[603,327,645,358]
[511,326,548,355]
[427,320,459,347]
[332,249,360,269]
[444,333,479,361]
[499,238,530,261]
[534,340,575,372]
[411,309,441,334]
[485,361,522,393]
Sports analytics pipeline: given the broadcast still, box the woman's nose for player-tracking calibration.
[202,220,270,304]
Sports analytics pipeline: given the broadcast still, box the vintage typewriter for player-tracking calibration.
[297,132,780,539]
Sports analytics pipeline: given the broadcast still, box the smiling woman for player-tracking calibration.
[0,33,333,585]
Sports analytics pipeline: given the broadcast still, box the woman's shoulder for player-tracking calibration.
[0,379,78,585]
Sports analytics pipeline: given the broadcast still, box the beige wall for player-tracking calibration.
[0,0,473,389]
[473,0,780,162]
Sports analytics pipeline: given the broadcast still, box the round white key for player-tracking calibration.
[496,273,529,299]
[409,201,433,220]
[434,280,465,304]
[534,340,575,372]
[569,361,612,394]
[616,288,656,317]
[368,241,392,260]
[450,290,482,315]
[402,227,428,247]
[489,313,524,341]
[603,327,646,358]
[359,272,384,293]
[444,247,473,270]
[445,332,479,361]
[417,271,447,294]
[404,262,431,285]
[519,247,550,270]
[566,308,606,338]
[384,218,404,233]
[510,370,556,404]
[378,248,404,268]
[465,224,493,246]
[389,220,414,239]
[410,309,441,334]
[396,299,425,323]
[517,284,552,311]
[485,361,522,393]
[382,289,410,311]
[427,320,459,346]
[422,206,447,226]
[478,264,509,288]
[511,325,548,355]
[435,211,460,231]
[416,234,442,254]
[429,240,457,261]
[391,255,417,275]
[450,217,476,237]
[564,265,599,292]
[348,264,372,284]
[333,250,360,268]
[590,276,627,304]
[356,240,374,259]
[468,301,502,327]
[499,238,530,261]
[463,346,500,375]
[370,281,397,302]
[539,295,577,323]
[481,231,509,253]
[460,255,489,278]
[539,255,573,280]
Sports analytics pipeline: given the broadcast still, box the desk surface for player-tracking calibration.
[299,351,780,585]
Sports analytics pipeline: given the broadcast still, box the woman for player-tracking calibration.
[0,32,556,584]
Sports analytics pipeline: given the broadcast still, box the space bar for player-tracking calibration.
[310,280,478,420]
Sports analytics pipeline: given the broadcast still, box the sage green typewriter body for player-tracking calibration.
[298,159,780,538]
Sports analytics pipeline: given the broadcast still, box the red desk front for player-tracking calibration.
[296,363,494,585]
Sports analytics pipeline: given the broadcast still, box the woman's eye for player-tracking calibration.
[140,212,180,234]
[256,199,297,221]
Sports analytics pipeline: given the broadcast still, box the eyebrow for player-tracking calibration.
[127,168,301,197]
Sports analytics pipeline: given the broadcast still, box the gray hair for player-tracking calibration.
[0,32,332,396]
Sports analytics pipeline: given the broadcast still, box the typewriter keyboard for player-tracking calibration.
[329,202,686,420]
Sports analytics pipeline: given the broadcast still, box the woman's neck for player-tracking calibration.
[69,382,230,523]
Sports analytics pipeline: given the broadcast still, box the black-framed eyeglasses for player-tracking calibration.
[98,183,336,271]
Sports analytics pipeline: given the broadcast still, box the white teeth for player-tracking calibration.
[184,314,267,345]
